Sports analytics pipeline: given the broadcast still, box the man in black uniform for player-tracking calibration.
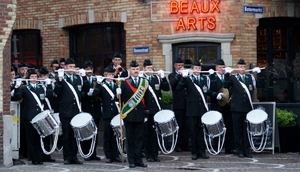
[59,58,66,68]
[207,59,235,154]
[118,60,149,168]
[49,60,59,79]
[168,58,189,152]
[93,66,122,163]
[224,59,257,158]
[111,52,129,78]
[142,59,170,162]
[176,60,209,160]
[54,58,83,164]
[81,60,102,161]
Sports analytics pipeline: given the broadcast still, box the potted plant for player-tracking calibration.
[276,108,298,152]
[160,91,173,110]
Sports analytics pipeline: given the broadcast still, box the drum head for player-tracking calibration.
[31,110,51,123]
[111,114,123,126]
[154,110,174,123]
[246,109,268,124]
[70,112,92,127]
[201,111,222,125]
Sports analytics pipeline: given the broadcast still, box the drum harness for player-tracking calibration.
[28,88,60,155]
[65,80,97,158]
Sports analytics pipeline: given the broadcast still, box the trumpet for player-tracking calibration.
[117,67,123,72]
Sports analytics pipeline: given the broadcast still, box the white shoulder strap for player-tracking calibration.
[193,83,209,111]
[27,87,44,111]
[64,80,82,112]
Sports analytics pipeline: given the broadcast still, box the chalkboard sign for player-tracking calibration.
[251,102,276,154]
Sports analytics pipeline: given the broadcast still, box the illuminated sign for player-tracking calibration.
[169,0,220,31]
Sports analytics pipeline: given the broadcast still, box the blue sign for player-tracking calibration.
[133,46,149,54]
[243,6,263,14]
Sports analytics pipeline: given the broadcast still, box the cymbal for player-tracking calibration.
[218,88,230,106]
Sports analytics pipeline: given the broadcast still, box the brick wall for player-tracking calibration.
[0,0,17,163]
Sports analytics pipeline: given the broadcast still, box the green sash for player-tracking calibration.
[121,78,148,119]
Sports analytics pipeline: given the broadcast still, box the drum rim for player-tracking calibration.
[70,112,93,127]
[246,109,268,124]
[154,110,175,123]
[31,110,52,123]
[201,111,222,125]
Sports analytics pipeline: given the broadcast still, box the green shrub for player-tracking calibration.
[160,91,172,105]
[276,108,297,127]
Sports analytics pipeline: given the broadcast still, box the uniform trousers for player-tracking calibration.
[174,109,189,149]
[144,114,159,159]
[103,119,119,160]
[232,112,250,155]
[60,117,78,161]
[188,116,206,155]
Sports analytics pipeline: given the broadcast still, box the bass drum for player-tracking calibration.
[70,112,97,141]
[31,110,59,138]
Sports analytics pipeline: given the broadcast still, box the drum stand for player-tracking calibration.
[247,122,269,153]
[203,128,226,155]
[40,128,60,155]
[76,134,97,159]
[155,127,179,154]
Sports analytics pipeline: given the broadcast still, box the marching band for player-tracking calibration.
[10,54,265,167]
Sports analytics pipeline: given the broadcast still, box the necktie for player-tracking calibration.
[148,76,151,83]
[221,75,224,83]
[242,75,245,83]
[89,77,92,86]
[134,78,138,87]
[69,76,73,83]
[196,76,200,84]
[110,82,114,90]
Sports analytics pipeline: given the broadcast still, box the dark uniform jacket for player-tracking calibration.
[93,80,119,120]
[176,75,209,117]
[144,74,170,114]
[224,73,254,113]
[168,72,187,110]
[54,74,82,117]
[81,76,102,119]
[120,77,149,122]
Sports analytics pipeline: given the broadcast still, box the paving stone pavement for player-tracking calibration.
[1,147,300,172]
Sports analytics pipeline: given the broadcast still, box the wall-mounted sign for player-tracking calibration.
[133,46,150,54]
[170,0,220,31]
[243,6,263,14]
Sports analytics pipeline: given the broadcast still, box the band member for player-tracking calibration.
[142,59,170,162]
[117,60,149,168]
[81,60,102,161]
[207,59,235,154]
[49,60,59,79]
[93,66,122,163]
[54,58,83,164]
[59,58,66,68]
[10,66,18,101]
[224,59,257,158]
[13,69,54,165]
[168,58,189,152]
[111,52,129,78]
[176,60,210,160]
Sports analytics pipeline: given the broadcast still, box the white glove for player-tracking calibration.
[58,69,64,78]
[225,67,233,74]
[208,69,215,75]
[45,78,51,85]
[216,93,223,100]
[138,71,144,77]
[87,88,94,96]
[188,69,193,76]
[11,90,15,97]
[15,78,22,88]
[144,118,148,122]
[182,69,189,77]
[157,70,165,78]
[252,67,261,73]
[116,88,122,96]
[96,76,103,84]
[79,69,86,77]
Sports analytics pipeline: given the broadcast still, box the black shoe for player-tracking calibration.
[38,162,43,165]
[198,153,209,159]
[225,150,236,154]
[64,160,71,165]
[32,161,39,165]
[175,147,182,152]
[191,154,198,160]
[90,156,101,160]
[135,163,147,167]
[106,159,112,163]
[147,158,154,162]
[84,158,91,161]
[129,164,135,168]
[238,154,245,158]
[44,158,56,162]
[153,157,160,162]
[113,157,124,162]
[244,153,252,158]
[71,159,83,164]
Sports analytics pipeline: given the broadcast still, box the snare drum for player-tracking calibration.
[246,109,268,136]
[52,113,63,136]
[70,112,97,141]
[110,114,126,140]
[31,110,59,138]
[201,111,225,137]
[154,110,178,137]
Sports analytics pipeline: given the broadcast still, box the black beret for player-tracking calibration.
[59,58,66,63]
[65,58,75,65]
[28,69,37,77]
[51,60,59,66]
[104,66,115,73]
[215,59,225,65]
[113,52,122,58]
[174,57,183,63]
[55,66,62,71]
[143,59,152,67]
[192,60,201,66]
[11,66,15,72]
[130,60,139,67]
[184,59,192,68]
[18,62,27,68]
[83,60,93,69]
[237,59,246,65]
[39,66,49,74]
[27,63,36,69]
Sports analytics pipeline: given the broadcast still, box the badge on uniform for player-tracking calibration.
[77,85,82,91]
[155,84,159,90]
[39,94,45,100]
[129,100,136,107]
[202,85,208,93]
[249,85,253,91]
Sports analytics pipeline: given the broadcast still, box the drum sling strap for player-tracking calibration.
[27,87,44,111]
[142,74,161,110]
[237,79,253,110]
[64,80,82,112]
[121,78,148,119]
[193,83,209,111]
[102,83,120,113]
